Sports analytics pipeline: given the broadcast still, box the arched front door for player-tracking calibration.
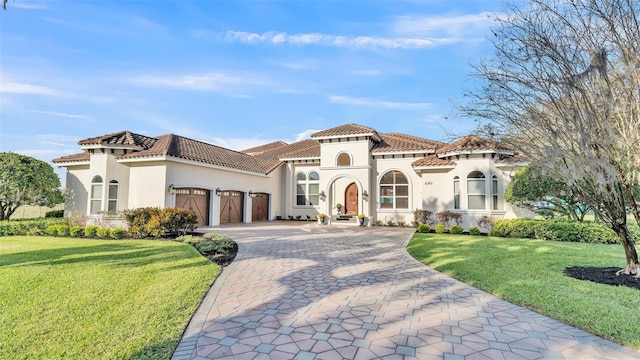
[344,182,358,215]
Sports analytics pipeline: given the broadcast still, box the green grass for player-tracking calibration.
[407,233,640,350]
[0,236,220,359]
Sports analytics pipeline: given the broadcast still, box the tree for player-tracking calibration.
[463,0,640,277]
[0,153,64,220]
[505,164,591,221]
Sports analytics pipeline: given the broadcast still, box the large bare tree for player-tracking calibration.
[463,0,640,277]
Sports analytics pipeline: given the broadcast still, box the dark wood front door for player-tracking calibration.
[220,191,244,224]
[344,182,358,215]
[175,188,210,227]
[252,193,269,222]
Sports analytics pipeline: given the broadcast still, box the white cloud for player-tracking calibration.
[1,82,61,96]
[26,110,94,121]
[392,12,496,39]
[224,31,458,49]
[10,1,48,10]
[328,95,432,109]
[209,137,280,151]
[128,72,267,92]
[354,69,382,76]
[294,129,320,142]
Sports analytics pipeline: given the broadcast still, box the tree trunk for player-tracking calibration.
[612,224,640,277]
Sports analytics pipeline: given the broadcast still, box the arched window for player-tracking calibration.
[108,180,118,212]
[90,175,103,214]
[467,171,486,210]
[379,171,409,209]
[295,171,320,206]
[453,176,460,210]
[492,175,499,210]
[337,153,351,166]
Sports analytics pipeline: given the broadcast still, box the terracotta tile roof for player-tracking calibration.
[52,151,90,164]
[436,135,516,155]
[495,152,528,164]
[241,141,288,155]
[78,131,158,149]
[253,139,320,173]
[119,134,267,174]
[373,133,446,153]
[311,123,379,138]
[411,155,455,167]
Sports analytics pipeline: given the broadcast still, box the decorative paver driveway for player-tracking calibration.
[172,223,639,360]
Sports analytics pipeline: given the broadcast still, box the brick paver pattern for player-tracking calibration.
[172,223,640,360]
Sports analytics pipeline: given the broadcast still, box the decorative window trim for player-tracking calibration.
[295,171,320,207]
[336,152,352,166]
[378,170,410,210]
[90,175,103,214]
[467,171,486,210]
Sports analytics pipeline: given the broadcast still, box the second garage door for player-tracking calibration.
[220,190,244,224]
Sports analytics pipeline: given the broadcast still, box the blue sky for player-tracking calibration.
[0,0,505,182]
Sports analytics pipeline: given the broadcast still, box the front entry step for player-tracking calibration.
[336,215,353,221]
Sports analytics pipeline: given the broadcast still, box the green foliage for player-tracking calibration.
[69,226,84,237]
[386,220,395,227]
[56,225,70,237]
[45,209,64,218]
[203,232,228,241]
[0,218,68,237]
[96,228,110,238]
[434,224,446,234]
[475,215,495,233]
[397,221,406,227]
[374,219,383,226]
[0,152,64,220]
[195,238,235,254]
[84,226,98,237]
[488,219,619,244]
[450,225,464,234]
[417,223,431,233]
[436,211,462,229]
[469,227,481,235]
[109,228,126,240]
[124,207,197,238]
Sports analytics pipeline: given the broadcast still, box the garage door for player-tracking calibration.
[251,193,269,222]
[175,188,210,227]
[220,190,244,224]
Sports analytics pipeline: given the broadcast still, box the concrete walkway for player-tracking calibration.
[172,223,639,360]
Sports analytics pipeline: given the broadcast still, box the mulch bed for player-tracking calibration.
[202,242,238,267]
[564,266,640,291]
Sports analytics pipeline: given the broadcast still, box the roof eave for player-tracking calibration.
[413,165,456,170]
[81,144,146,151]
[53,160,90,167]
[437,149,514,158]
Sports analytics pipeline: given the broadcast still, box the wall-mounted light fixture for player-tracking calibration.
[319,190,326,201]
[168,184,176,194]
[215,187,221,196]
[362,190,369,201]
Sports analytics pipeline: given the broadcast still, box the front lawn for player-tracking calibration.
[407,233,640,350]
[0,236,220,359]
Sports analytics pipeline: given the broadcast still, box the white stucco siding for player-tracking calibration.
[371,157,422,225]
[320,139,370,168]
[128,162,168,209]
[64,165,91,216]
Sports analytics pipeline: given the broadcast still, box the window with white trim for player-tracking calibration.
[467,171,486,210]
[337,153,351,166]
[90,175,103,214]
[492,175,499,210]
[453,176,460,209]
[108,180,118,212]
[295,171,320,206]
[379,171,409,209]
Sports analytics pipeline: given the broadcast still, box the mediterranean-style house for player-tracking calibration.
[52,123,529,229]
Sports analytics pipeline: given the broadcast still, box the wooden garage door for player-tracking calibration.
[220,190,244,224]
[252,193,269,222]
[175,188,210,227]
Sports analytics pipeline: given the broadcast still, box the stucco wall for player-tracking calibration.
[63,165,90,216]
[371,156,422,225]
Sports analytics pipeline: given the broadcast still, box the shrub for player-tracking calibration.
[175,234,194,242]
[203,233,227,241]
[296,215,302,221]
[160,208,197,237]
[110,228,126,239]
[56,225,70,236]
[45,209,64,218]
[413,209,434,226]
[195,237,235,254]
[123,207,197,238]
[375,219,383,226]
[45,224,59,236]
[417,223,431,233]
[398,221,406,227]
[84,226,98,237]
[123,207,162,238]
[0,218,67,237]
[387,220,395,227]
[469,227,481,235]
[436,211,462,229]
[434,224,446,234]
[69,226,84,237]
[450,225,464,234]
[488,219,619,244]
[96,227,110,238]
[476,215,495,233]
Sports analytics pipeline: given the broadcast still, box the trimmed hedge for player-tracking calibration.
[487,219,640,244]
[123,207,197,238]
[0,218,69,237]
